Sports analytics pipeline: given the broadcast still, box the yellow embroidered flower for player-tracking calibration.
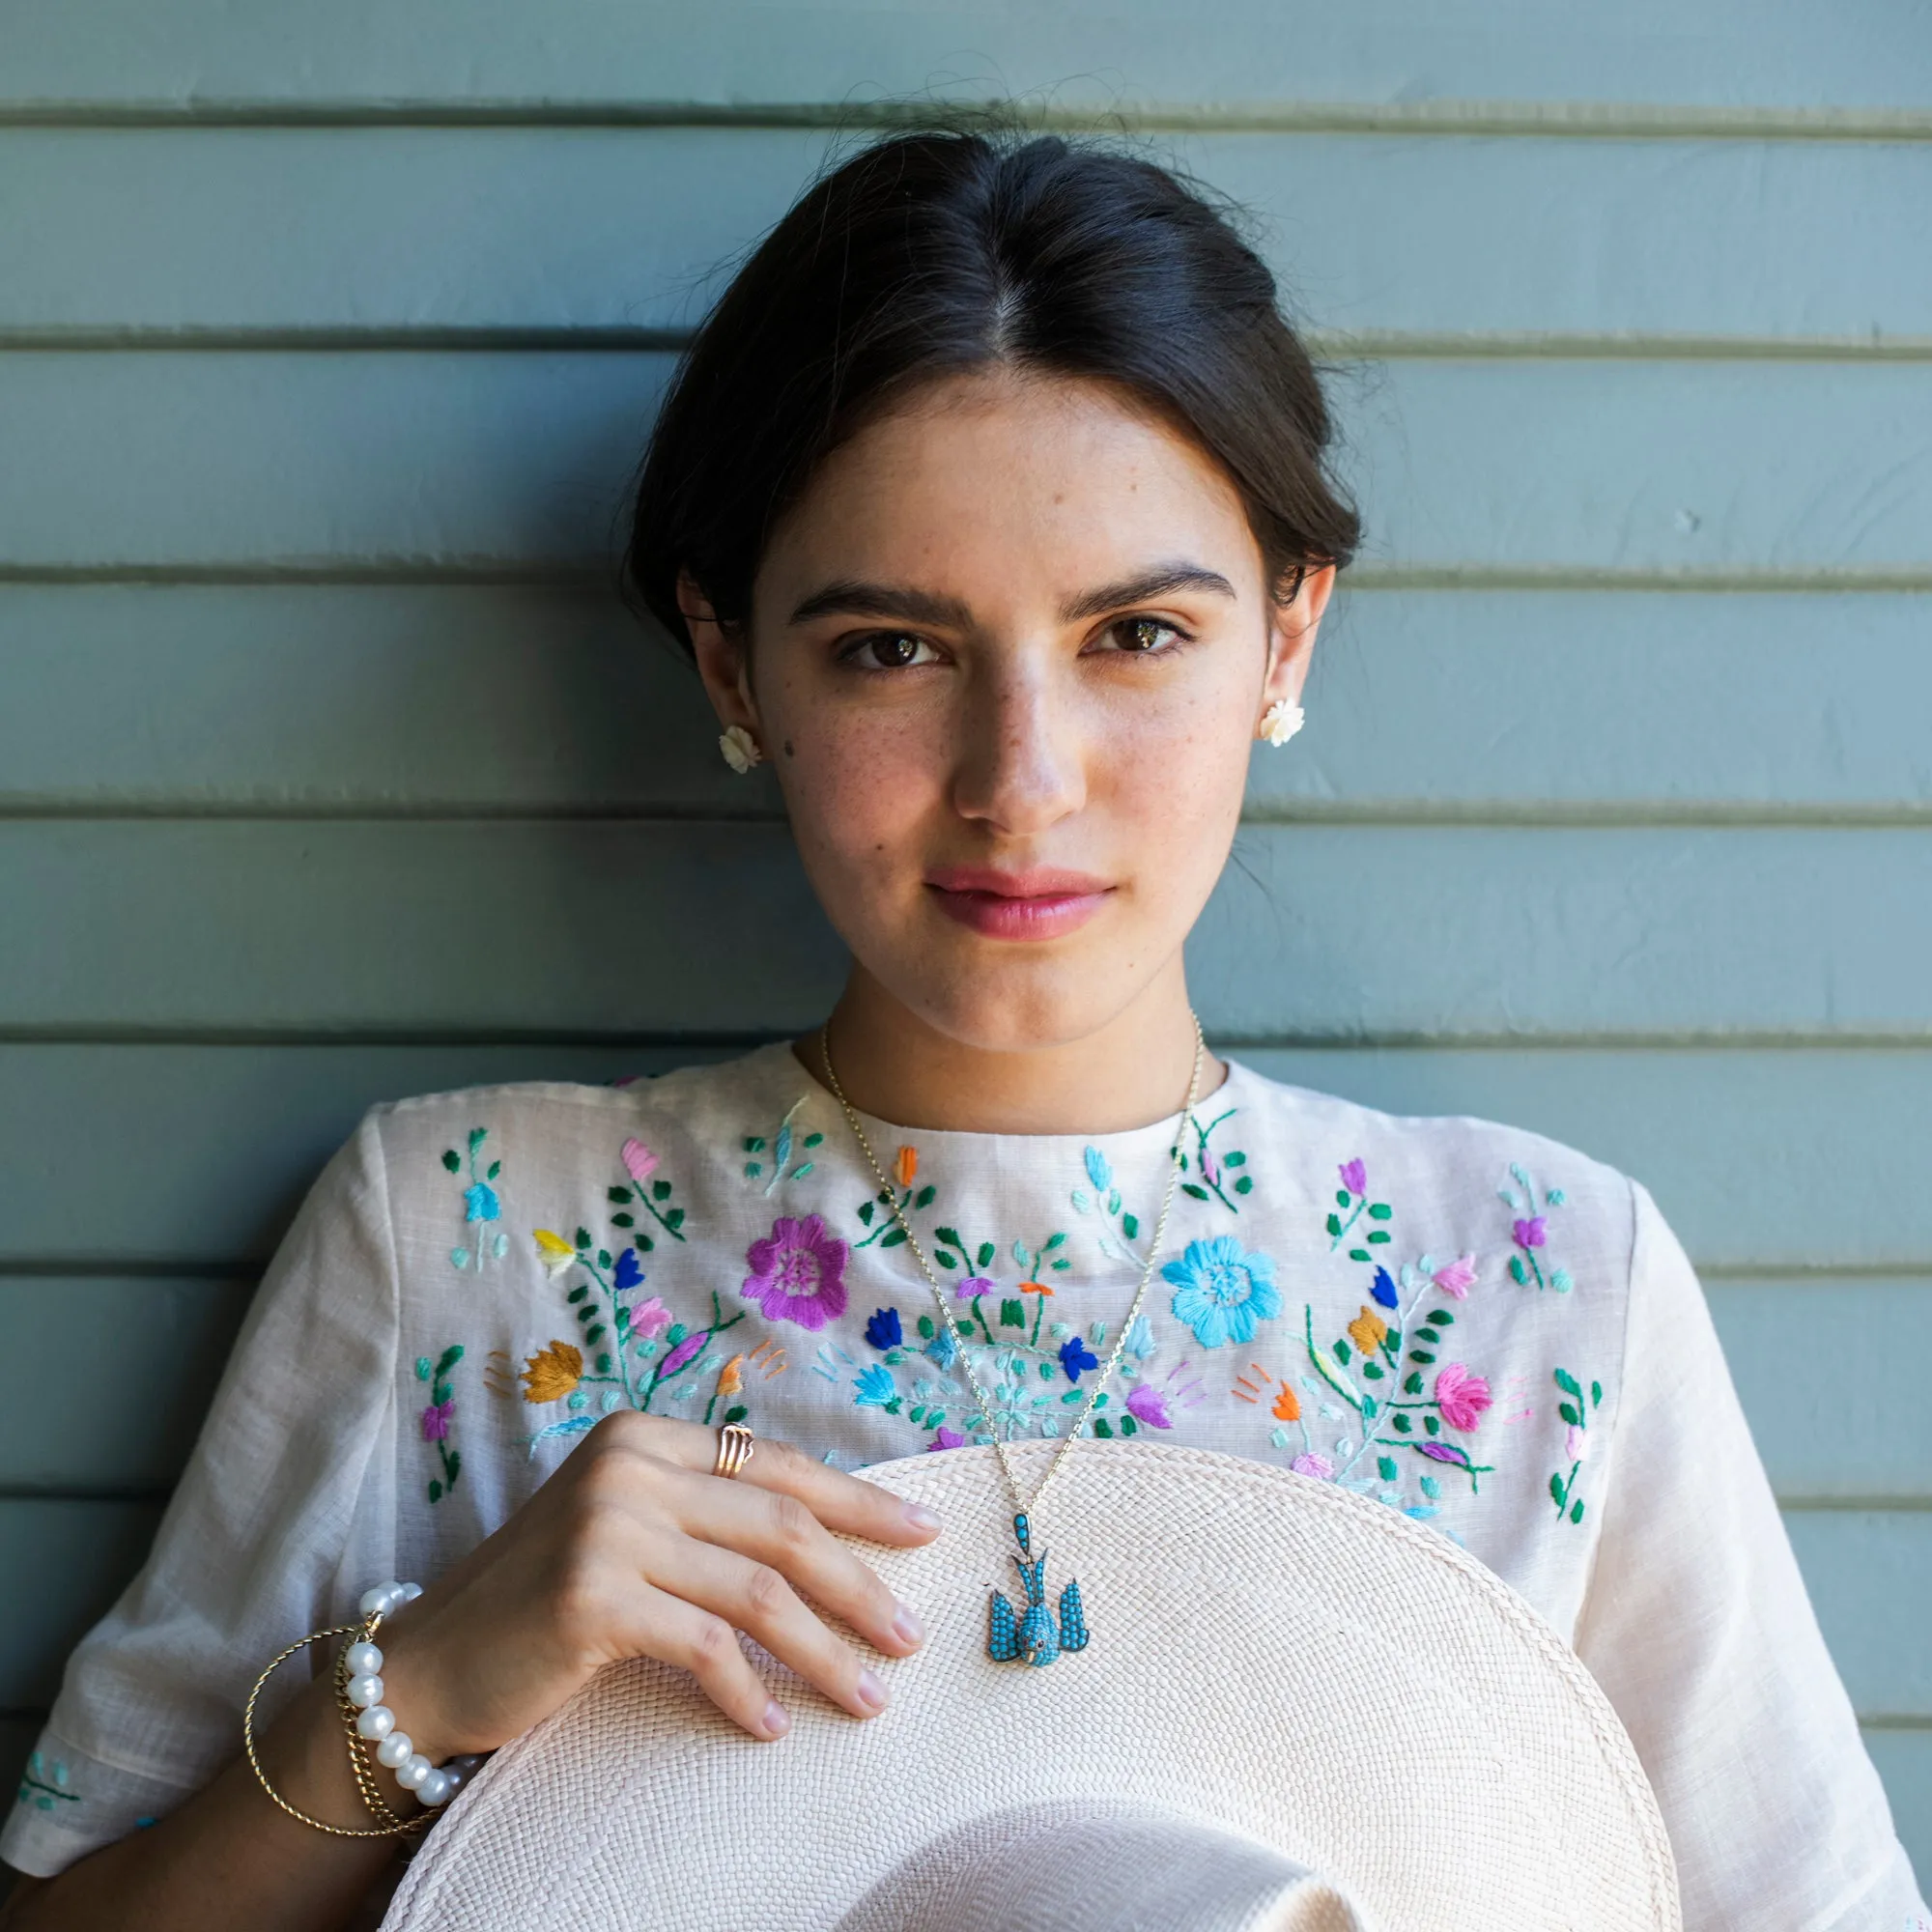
[716,1354,745,1400]
[1271,1382,1300,1423]
[894,1145,919,1191]
[1346,1306,1388,1356]
[521,1339,583,1404]
[532,1229,577,1278]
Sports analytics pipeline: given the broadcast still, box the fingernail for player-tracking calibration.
[855,1667,889,1712]
[903,1502,942,1530]
[892,1601,924,1646]
[761,1699,790,1737]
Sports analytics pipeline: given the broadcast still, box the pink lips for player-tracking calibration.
[923,866,1113,942]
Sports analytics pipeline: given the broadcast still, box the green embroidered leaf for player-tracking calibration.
[637,1234,654,1252]
[909,1405,926,1423]
[1038,1362,1057,1383]
[1333,1338,1351,1364]
[1181,1182,1209,1201]
[664,1208,685,1232]
[880,1227,906,1248]
[1360,1395,1378,1420]
[1122,1213,1140,1238]
[744,1136,765,1152]
[595,1352,612,1373]
[804,1132,823,1149]
[1424,1414,1440,1435]
[585,1324,606,1345]
[1061,1389,1083,1404]
[1385,1329,1402,1352]
[1234,1176,1253,1194]
[651,1179,672,1202]
[431,1379,451,1406]
[791,1162,814,1180]
[1348,1248,1371,1264]
[607,1186,632,1205]
[1225,1151,1246,1168]
[858,1201,875,1226]
[1558,1402,1581,1428]
[1051,1258,1071,1271]
[1509,1254,1528,1285]
[955,1321,975,1337]
[913,1184,937,1209]
[1403,1372,1423,1395]
[1325,1211,1342,1235]
[917,1315,935,1339]
[1120,1414,1138,1435]
[1362,1362,1383,1380]
[1549,1473,1567,1507]
[1392,1413,1412,1433]
[1333,1190,1350,1209]
[429,1478,443,1502]
[596,1249,611,1270]
[575,1228,591,1250]
[1044,1232,1066,1251]
[576,1307,594,1324]
[441,1150,461,1174]
[1408,1350,1435,1364]
[1094,1417,1115,1437]
[1000,1299,1026,1328]
[1416,1326,1439,1345]
[468,1128,485,1150]
[977,1242,996,1268]
[1554,1368,1582,1398]
[936,1251,959,1268]
[614,1305,631,1333]
[1377,1457,1398,1482]
[611,1211,635,1227]
[927,1409,947,1429]
[567,1285,588,1304]
[1571,1499,1585,1524]
[932,1225,963,1248]
[1093,1391,1109,1407]
[1366,1230,1390,1244]
[1590,1380,1604,1406]
[414,1356,432,1380]
[1430,1309,1456,1325]
[1367,1203,1392,1220]
[667,1322,687,1346]
[486,1161,500,1180]
[885,1350,905,1364]
[724,1405,749,1425]
[1419,1475,1441,1498]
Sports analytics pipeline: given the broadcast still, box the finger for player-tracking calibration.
[595,1410,944,1545]
[618,1577,795,1741]
[653,1462,925,1659]
[643,1535,894,1722]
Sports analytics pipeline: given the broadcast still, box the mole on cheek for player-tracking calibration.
[784,740,795,758]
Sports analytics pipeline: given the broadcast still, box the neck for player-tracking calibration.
[797,960,1224,1134]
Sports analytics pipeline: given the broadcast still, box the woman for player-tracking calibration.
[3,129,1922,1930]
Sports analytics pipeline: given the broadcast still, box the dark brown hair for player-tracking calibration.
[624,128,1360,653]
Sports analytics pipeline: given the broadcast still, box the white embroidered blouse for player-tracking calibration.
[5,1044,1925,1926]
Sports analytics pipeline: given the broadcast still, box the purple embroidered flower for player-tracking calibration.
[865,1307,903,1351]
[462,1181,500,1224]
[1058,1336,1100,1381]
[1338,1158,1367,1195]
[742,1213,850,1331]
[1291,1452,1335,1480]
[1513,1216,1548,1250]
[1126,1382,1174,1429]
[1432,1253,1478,1299]
[1417,1440,1472,1467]
[955,1275,996,1300]
[1370,1265,1400,1311]
[419,1400,454,1442]
[925,1425,969,1451]
[659,1330,708,1378]
[613,1247,644,1293]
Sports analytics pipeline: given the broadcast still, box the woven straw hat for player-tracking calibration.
[380,1439,1680,1932]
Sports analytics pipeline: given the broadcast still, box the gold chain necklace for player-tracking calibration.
[818,1015,1205,1666]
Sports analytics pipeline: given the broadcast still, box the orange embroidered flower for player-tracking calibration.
[521,1339,583,1404]
[715,1354,745,1400]
[1271,1382,1300,1423]
[894,1145,919,1190]
[1019,1280,1054,1297]
[1346,1306,1388,1356]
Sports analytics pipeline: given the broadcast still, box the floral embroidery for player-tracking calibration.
[1548,1366,1604,1523]
[521,1340,582,1404]
[852,1144,936,1250]
[743,1213,850,1330]
[705,1337,784,1426]
[1069,1144,1145,1262]
[15,1751,79,1812]
[1179,1105,1253,1211]
[1327,1157,1394,1262]
[414,1343,464,1503]
[742,1098,823,1193]
[1498,1163,1573,1292]
[1163,1236,1282,1348]
[609,1137,689,1247]
[441,1128,507,1270]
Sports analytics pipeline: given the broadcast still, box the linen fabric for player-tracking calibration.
[377,1439,1681,1931]
[4,1044,1924,1927]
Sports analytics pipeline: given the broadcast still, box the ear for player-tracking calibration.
[1257,561,1336,723]
[679,568,761,738]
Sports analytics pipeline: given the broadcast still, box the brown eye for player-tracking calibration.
[846,631,938,670]
[1109,617,1180,654]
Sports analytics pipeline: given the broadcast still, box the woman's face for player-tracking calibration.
[687,368,1333,1054]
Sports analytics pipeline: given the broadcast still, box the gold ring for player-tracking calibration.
[713,1421,755,1480]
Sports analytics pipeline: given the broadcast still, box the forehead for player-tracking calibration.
[755,369,1262,610]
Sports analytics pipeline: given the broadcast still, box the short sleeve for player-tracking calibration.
[2,1110,404,1880]
[1575,1180,1928,1929]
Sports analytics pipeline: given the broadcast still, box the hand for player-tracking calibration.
[373,1410,940,1753]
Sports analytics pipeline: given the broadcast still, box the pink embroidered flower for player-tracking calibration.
[1126,1382,1174,1429]
[743,1213,850,1331]
[1432,1253,1478,1298]
[1200,1149,1222,1188]
[1338,1158,1367,1195]
[1291,1452,1336,1480]
[924,1426,969,1452]
[659,1330,707,1378]
[955,1275,996,1300]
[621,1138,660,1186]
[419,1399,454,1442]
[1434,1362,1492,1433]
[1566,1424,1591,1463]
[628,1294,671,1340]
[1513,1216,1548,1250]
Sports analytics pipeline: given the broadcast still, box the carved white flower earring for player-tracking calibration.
[1258,699,1305,747]
[719,724,764,774]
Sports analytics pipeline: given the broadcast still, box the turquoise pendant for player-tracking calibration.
[987,1512,1089,1666]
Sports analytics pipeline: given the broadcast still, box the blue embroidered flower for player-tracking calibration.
[853,1363,898,1408]
[865,1307,903,1351]
[923,1322,960,1371]
[463,1181,500,1224]
[1084,1146,1113,1192]
[1058,1335,1100,1381]
[1162,1236,1282,1349]
[1370,1264,1400,1310]
[1122,1313,1157,1360]
[613,1248,644,1293]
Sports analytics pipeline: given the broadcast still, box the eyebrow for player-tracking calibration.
[784,561,1237,630]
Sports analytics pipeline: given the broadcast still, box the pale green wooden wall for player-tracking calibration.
[2,0,1929,1873]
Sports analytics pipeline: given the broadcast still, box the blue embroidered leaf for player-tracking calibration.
[1070,1190,1092,1213]
[1550,1268,1575,1293]
[1084,1147,1112,1191]
[773,1124,793,1170]
[1107,1189,1122,1214]
[1548,1187,1568,1208]
[526,1415,598,1456]
[1419,1475,1441,1498]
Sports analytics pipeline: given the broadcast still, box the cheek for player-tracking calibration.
[770,701,944,874]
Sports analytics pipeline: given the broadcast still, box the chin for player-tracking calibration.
[891,946,1145,1056]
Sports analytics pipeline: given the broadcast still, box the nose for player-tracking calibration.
[949,658,1087,836]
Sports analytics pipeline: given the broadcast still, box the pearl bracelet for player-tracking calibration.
[342,1579,482,1811]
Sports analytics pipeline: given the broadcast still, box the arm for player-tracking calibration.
[1575,1180,1927,1930]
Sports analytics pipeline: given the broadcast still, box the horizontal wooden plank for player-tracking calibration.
[3,1043,1929,1272]
[1787,1512,1932,1720]
[7,128,1932,343]
[4,0,1927,115]
[0,1279,251,1492]
[7,585,1928,817]
[1861,1728,1932,1884]
[6,820,1931,1037]
[2,1273,1918,1503]
[4,355,1932,577]
[0,1499,163,1707]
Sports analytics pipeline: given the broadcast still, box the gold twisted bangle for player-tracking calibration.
[242,1624,425,1839]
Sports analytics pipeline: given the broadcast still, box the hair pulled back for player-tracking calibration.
[625,128,1360,655]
